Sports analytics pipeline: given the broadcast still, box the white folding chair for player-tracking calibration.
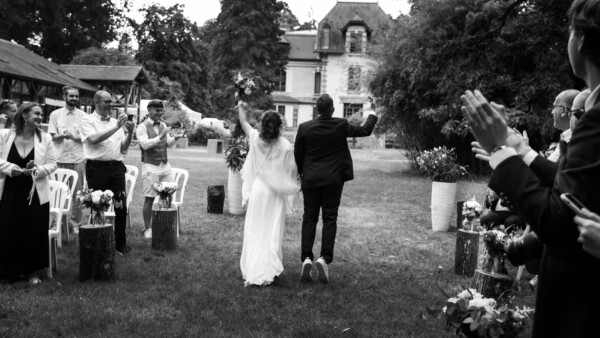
[152,168,189,237]
[125,165,139,185]
[49,168,79,243]
[48,180,69,278]
[170,168,189,237]
[105,173,136,227]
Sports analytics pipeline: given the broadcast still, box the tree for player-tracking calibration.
[70,47,137,66]
[134,4,213,116]
[210,0,290,119]
[369,0,579,171]
[0,0,127,63]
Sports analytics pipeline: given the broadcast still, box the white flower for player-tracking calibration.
[244,87,252,95]
[92,196,101,204]
[104,190,114,198]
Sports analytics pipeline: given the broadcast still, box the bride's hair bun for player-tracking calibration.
[260,111,282,141]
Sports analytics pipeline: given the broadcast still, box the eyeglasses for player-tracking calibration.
[552,105,569,114]
[569,108,585,119]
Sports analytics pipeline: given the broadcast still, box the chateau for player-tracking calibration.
[273,1,390,128]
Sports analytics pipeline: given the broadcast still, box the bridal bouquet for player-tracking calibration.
[440,288,534,337]
[225,136,249,172]
[462,196,484,231]
[233,72,259,99]
[152,182,179,209]
[77,188,113,226]
[416,146,467,183]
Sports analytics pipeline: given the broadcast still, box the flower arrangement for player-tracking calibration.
[462,196,484,231]
[479,230,509,274]
[152,182,179,209]
[77,188,113,226]
[233,72,259,99]
[440,288,534,337]
[416,146,468,183]
[225,136,249,172]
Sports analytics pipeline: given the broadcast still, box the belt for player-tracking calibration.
[87,160,122,165]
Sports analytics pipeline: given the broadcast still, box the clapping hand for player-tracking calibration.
[117,113,128,127]
[461,90,508,153]
[574,209,600,260]
[10,165,23,176]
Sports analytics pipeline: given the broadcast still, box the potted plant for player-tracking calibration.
[77,188,113,226]
[474,230,519,298]
[152,182,179,210]
[416,146,467,231]
[225,135,248,215]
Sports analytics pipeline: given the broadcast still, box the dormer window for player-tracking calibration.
[350,31,362,53]
[323,24,330,50]
[345,26,366,54]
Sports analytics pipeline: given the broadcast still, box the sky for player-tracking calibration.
[126,0,411,26]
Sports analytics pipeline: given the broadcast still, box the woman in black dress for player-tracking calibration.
[0,102,57,284]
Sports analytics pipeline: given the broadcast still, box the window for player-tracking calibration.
[314,72,321,94]
[274,70,286,92]
[348,66,361,92]
[350,32,362,53]
[323,25,330,49]
[343,103,362,119]
[277,105,285,115]
[293,105,299,127]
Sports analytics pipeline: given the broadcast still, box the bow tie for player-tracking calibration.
[153,121,160,127]
[100,116,110,122]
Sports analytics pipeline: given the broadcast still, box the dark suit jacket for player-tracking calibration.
[489,96,600,337]
[294,114,378,189]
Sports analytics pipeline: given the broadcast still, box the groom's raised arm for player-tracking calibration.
[347,114,378,138]
[294,127,304,176]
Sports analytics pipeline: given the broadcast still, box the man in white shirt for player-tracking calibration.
[79,90,135,255]
[48,86,86,233]
[546,89,579,162]
[135,99,180,239]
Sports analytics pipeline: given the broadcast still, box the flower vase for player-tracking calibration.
[91,209,106,227]
[430,181,457,232]
[158,194,172,210]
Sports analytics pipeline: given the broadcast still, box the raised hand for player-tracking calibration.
[461,90,508,153]
[117,113,127,127]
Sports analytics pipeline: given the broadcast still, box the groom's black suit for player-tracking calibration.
[294,114,378,264]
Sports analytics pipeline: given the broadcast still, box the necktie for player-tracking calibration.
[100,116,110,122]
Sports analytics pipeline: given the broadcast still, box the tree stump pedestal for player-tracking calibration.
[152,208,178,251]
[475,270,513,299]
[79,224,115,282]
[207,185,225,214]
[454,229,480,277]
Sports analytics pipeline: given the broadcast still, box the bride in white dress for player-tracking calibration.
[237,101,300,286]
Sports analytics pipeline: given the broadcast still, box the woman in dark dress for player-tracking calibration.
[0,102,57,284]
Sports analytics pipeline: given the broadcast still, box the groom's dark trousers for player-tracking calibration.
[295,113,377,264]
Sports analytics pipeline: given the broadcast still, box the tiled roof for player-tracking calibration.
[284,31,319,60]
[272,92,317,104]
[315,2,390,53]
[61,65,149,84]
[0,39,97,92]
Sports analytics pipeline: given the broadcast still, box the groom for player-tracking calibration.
[294,94,378,283]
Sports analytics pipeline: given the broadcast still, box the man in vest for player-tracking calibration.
[135,99,181,239]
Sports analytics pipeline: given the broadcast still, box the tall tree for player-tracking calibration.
[134,4,212,115]
[0,0,127,63]
[210,0,290,117]
[70,47,137,66]
[369,0,579,170]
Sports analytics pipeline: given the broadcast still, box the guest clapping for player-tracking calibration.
[0,102,57,284]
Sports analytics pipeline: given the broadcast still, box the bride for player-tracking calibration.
[237,100,300,286]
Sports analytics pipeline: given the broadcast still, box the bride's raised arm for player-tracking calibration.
[237,100,254,137]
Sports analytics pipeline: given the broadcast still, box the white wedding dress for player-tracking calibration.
[240,129,299,286]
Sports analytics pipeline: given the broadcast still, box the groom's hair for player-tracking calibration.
[316,94,334,117]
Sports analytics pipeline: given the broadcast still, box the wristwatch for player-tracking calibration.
[490,145,508,154]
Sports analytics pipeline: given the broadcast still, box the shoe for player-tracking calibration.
[315,257,329,284]
[143,228,152,239]
[301,258,312,282]
[28,276,42,285]
[116,245,132,256]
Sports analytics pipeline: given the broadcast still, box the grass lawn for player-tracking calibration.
[0,147,535,337]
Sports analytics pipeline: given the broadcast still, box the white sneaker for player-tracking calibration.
[143,228,152,239]
[301,258,312,282]
[315,257,329,284]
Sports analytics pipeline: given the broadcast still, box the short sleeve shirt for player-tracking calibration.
[80,112,125,161]
[48,107,86,163]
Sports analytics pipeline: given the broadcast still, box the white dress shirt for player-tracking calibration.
[80,112,126,161]
[135,118,176,175]
[48,107,86,163]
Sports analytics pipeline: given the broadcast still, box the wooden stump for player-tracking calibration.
[474,269,513,299]
[152,208,177,251]
[207,185,225,214]
[456,200,465,228]
[79,224,115,282]
[454,230,480,277]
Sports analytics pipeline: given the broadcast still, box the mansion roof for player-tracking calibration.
[315,1,389,53]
